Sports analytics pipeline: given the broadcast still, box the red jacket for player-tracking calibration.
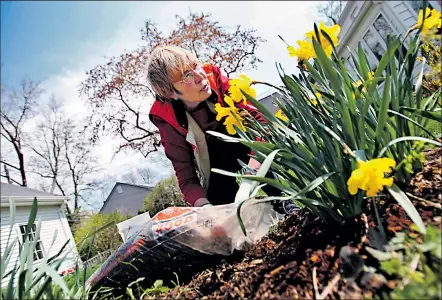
[149,64,263,206]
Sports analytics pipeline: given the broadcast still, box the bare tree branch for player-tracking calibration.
[0,79,43,186]
[0,161,21,171]
[81,11,265,158]
[1,174,20,185]
[315,1,346,26]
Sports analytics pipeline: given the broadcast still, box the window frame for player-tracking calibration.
[16,223,45,262]
[348,9,407,72]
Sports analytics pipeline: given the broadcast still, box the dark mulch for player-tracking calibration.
[158,148,441,299]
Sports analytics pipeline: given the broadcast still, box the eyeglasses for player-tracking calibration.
[174,65,205,84]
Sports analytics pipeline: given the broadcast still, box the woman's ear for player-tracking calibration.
[171,86,181,100]
[165,90,178,100]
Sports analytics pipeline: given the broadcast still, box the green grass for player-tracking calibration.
[425,119,442,138]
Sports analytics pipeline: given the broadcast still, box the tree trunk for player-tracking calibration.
[50,179,56,194]
[4,165,12,184]
[18,150,27,186]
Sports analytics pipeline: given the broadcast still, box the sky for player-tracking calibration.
[1,1,324,210]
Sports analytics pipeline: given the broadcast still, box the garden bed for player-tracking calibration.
[159,148,441,299]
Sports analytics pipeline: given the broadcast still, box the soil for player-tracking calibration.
[157,148,441,299]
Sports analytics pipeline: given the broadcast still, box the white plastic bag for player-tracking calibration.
[116,211,151,242]
[87,200,277,292]
[149,199,277,256]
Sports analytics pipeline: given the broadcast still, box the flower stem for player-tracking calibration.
[343,143,358,159]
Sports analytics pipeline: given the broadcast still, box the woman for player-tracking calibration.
[147,45,297,214]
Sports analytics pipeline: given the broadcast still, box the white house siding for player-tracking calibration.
[387,1,418,30]
[0,205,79,285]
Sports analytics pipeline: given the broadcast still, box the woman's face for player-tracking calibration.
[171,62,212,104]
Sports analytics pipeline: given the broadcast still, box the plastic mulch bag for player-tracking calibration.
[86,200,277,295]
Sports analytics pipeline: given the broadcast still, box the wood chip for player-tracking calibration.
[250,259,264,266]
[312,267,319,299]
[310,254,320,263]
[319,273,341,299]
[269,265,285,276]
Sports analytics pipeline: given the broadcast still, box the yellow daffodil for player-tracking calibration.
[311,92,322,106]
[303,92,321,106]
[287,45,297,57]
[288,40,316,61]
[353,71,375,94]
[347,158,396,197]
[322,44,334,57]
[305,22,341,52]
[228,74,257,105]
[417,8,442,38]
[215,95,246,135]
[275,109,289,121]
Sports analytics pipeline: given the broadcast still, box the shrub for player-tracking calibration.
[73,211,126,261]
[211,10,441,234]
[142,176,188,216]
[63,264,100,289]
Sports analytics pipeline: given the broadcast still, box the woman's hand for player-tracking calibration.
[194,197,211,207]
[245,157,261,175]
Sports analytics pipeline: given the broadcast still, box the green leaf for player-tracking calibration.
[375,73,391,151]
[316,122,345,145]
[230,150,281,235]
[387,184,426,234]
[387,109,438,139]
[235,149,281,202]
[0,239,17,280]
[372,36,400,86]
[126,287,136,299]
[378,136,441,157]
[366,246,393,261]
[423,89,441,110]
[24,197,38,243]
[297,172,335,196]
[372,199,387,246]
[241,89,277,123]
[236,199,249,236]
[7,198,16,245]
[18,269,28,300]
[381,257,404,276]
[312,39,342,98]
[357,44,371,80]
[414,56,426,109]
[206,130,242,142]
[43,264,71,295]
[6,260,18,300]
[399,107,442,122]
[241,175,294,195]
[235,179,256,203]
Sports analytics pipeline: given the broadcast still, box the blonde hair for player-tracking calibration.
[146,45,199,100]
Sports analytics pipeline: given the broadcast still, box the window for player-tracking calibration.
[373,14,395,43]
[373,14,408,61]
[345,56,358,77]
[19,224,44,261]
[363,29,386,61]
